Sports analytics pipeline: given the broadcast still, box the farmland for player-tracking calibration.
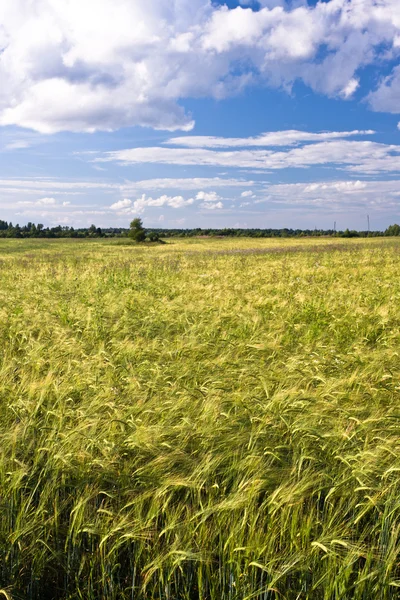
[1,236,400,599]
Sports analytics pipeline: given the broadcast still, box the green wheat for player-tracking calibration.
[0,237,399,599]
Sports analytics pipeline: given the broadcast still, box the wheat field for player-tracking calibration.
[1,237,400,599]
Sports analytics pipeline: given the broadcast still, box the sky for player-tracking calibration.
[1,0,400,230]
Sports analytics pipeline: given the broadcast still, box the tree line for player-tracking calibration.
[0,218,400,239]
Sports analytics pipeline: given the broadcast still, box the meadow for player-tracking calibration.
[1,236,400,599]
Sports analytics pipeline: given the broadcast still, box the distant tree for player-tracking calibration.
[146,231,160,242]
[129,218,146,242]
[385,224,400,236]
[341,228,359,238]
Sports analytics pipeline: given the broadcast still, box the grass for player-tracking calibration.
[1,237,400,598]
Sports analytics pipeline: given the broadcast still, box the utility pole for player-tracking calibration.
[367,214,370,234]
[333,221,336,233]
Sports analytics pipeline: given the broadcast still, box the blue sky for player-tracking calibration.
[2,0,400,230]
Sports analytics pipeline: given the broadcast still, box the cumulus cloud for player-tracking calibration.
[341,79,360,99]
[368,66,400,114]
[110,194,195,214]
[110,199,132,210]
[302,181,367,193]
[1,0,400,132]
[200,201,224,210]
[0,0,201,133]
[196,190,221,201]
[241,190,253,197]
[109,189,227,214]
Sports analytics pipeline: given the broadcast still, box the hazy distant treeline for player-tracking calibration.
[1,219,400,238]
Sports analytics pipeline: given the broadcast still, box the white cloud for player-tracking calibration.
[133,194,195,212]
[0,176,254,196]
[303,181,366,193]
[9,175,400,226]
[0,0,202,133]
[200,201,224,210]
[0,178,116,191]
[201,0,400,100]
[368,65,400,114]
[16,196,64,207]
[98,137,400,174]
[166,130,375,148]
[108,190,228,214]
[241,190,253,197]
[110,198,132,210]
[340,78,359,99]
[259,179,400,212]
[5,140,32,150]
[37,197,57,205]
[97,146,272,168]
[1,0,400,132]
[110,193,196,214]
[121,177,256,194]
[0,79,195,134]
[196,190,221,201]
